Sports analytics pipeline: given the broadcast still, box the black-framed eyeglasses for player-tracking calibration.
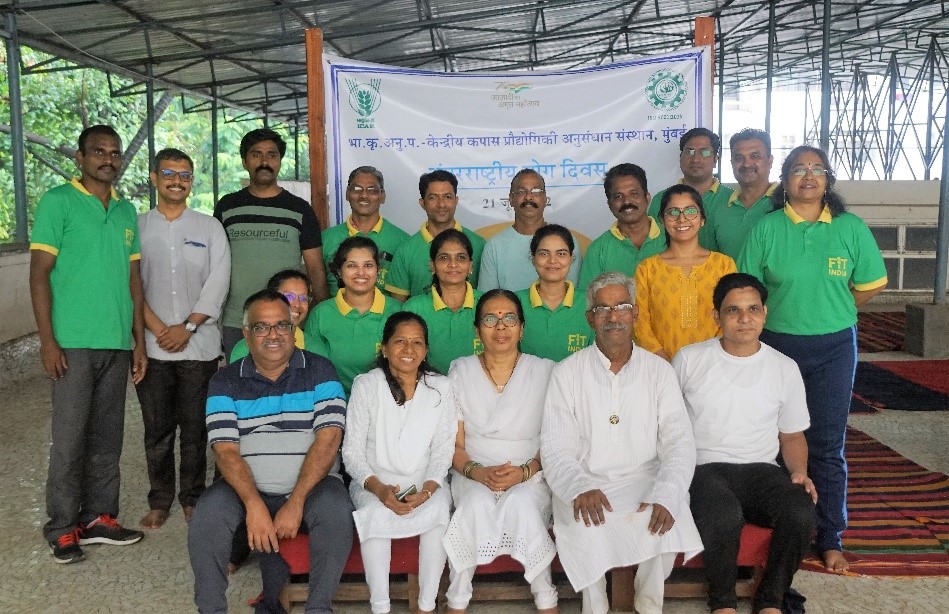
[588,303,635,317]
[159,169,194,181]
[663,206,701,220]
[247,322,294,337]
[480,313,520,328]
[281,292,312,304]
[682,147,713,158]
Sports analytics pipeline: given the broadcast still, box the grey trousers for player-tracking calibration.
[44,348,131,541]
[188,477,354,614]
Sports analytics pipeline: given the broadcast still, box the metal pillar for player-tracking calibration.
[716,23,725,177]
[764,1,775,134]
[211,86,220,206]
[4,11,28,243]
[146,63,156,209]
[819,0,831,152]
[293,123,300,181]
[925,38,936,181]
[935,89,949,304]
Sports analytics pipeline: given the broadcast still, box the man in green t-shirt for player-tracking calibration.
[30,125,147,564]
[579,163,665,291]
[322,166,409,296]
[386,169,485,300]
[705,128,778,259]
[649,127,733,249]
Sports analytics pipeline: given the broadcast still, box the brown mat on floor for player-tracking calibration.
[800,427,949,576]
[856,311,904,353]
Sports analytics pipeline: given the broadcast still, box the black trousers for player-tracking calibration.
[689,462,816,613]
[134,358,219,511]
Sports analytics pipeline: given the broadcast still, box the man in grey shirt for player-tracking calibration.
[136,148,230,528]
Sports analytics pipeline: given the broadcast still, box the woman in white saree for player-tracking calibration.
[342,311,457,614]
[444,289,559,614]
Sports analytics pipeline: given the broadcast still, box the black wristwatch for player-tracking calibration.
[183,319,199,333]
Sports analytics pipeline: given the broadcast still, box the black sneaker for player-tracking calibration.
[50,529,85,564]
[79,514,144,546]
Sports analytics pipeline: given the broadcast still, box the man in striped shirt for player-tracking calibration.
[188,289,353,613]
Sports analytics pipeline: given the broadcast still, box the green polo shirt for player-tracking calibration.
[322,216,410,295]
[705,182,779,259]
[386,222,486,298]
[649,178,734,250]
[516,281,593,362]
[738,205,887,336]
[303,288,399,393]
[402,283,483,373]
[578,218,665,290]
[30,178,141,350]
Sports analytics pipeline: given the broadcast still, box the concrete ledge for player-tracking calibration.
[905,304,949,358]
[0,333,40,389]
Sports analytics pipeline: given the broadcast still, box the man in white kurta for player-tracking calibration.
[542,272,703,614]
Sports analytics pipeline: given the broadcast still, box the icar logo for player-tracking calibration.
[346,78,382,128]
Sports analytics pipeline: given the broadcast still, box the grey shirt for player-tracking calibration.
[138,207,231,361]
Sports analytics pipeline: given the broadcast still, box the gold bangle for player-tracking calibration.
[463,460,482,479]
[421,488,433,499]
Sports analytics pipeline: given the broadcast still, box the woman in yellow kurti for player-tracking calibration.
[634,184,736,360]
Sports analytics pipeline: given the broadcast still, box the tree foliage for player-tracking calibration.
[0,46,309,242]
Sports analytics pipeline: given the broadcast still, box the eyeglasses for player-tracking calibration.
[247,322,294,337]
[480,313,520,328]
[349,185,383,195]
[281,292,312,304]
[159,169,194,181]
[789,165,828,177]
[588,303,635,317]
[511,187,546,198]
[663,206,701,220]
[682,147,713,158]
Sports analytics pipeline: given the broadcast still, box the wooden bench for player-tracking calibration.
[611,524,774,611]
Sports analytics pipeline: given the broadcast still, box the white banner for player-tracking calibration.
[325,49,712,244]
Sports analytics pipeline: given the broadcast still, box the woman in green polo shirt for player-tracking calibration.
[305,235,400,393]
[738,145,887,573]
[516,224,592,361]
[402,229,483,374]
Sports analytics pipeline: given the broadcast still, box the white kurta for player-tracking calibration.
[342,368,457,541]
[443,354,557,581]
[541,343,703,591]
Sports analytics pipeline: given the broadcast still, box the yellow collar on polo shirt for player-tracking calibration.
[432,282,475,311]
[727,182,778,207]
[784,203,833,224]
[70,177,119,201]
[528,280,575,308]
[421,220,463,243]
[346,215,384,236]
[609,217,661,241]
[334,287,387,315]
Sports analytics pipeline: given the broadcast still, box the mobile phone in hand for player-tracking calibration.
[396,484,417,502]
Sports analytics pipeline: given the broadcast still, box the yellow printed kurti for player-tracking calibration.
[633,251,736,359]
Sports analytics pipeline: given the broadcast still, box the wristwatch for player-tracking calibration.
[183,319,199,333]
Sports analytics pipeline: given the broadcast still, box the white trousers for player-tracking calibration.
[580,552,676,614]
[446,562,558,610]
[361,526,448,613]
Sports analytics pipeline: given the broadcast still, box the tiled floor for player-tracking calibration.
[2,358,947,613]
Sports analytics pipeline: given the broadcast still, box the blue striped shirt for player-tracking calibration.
[206,349,346,494]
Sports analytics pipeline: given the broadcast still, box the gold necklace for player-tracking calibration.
[479,352,520,392]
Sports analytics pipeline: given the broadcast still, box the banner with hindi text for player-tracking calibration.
[324,49,712,243]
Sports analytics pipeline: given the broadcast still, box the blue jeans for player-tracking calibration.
[761,327,856,552]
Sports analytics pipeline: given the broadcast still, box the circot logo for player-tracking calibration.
[645,70,687,111]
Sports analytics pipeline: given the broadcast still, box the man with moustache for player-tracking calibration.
[30,124,147,564]
[579,163,666,290]
[649,128,733,249]
[386,169,486,299]
[188,290,353,613]
[673,273,816,614]
[704,128,778,259]
[136,148,231,528]
[478,168,582,292]
[214,128,328,357]
[321,166,409,295]
[541,272,702,614]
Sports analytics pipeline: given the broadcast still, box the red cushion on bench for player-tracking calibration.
[680,524,773,568]
[279,533,421,575]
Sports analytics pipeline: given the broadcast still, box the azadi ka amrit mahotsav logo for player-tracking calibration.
[646,70,687,111]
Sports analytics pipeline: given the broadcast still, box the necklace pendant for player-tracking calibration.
[609,414,619,425]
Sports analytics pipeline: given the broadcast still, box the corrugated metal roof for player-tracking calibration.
[2,0,946,125]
